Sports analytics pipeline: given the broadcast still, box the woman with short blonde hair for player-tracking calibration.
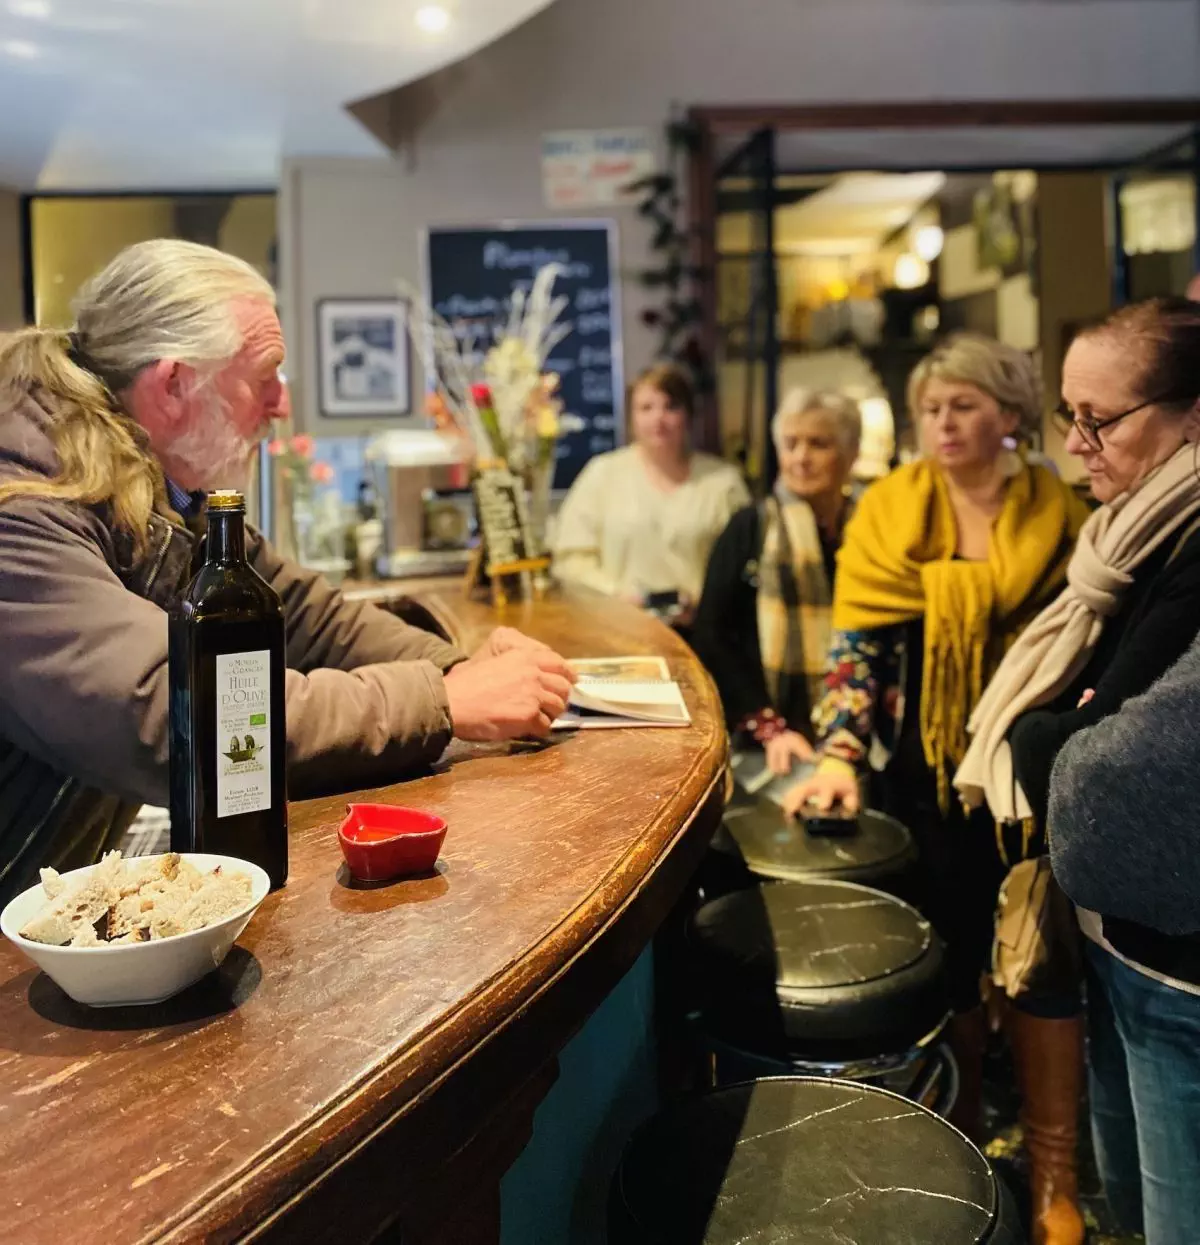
[906,332,1044,445]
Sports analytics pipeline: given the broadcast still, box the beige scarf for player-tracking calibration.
[956,444,1200,822]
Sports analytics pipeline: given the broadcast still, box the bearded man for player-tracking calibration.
[0,239,573,904]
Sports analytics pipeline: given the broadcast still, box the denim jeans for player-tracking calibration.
[1086,939,1200,1244]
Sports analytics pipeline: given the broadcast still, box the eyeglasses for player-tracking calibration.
[1052,393,1183,452]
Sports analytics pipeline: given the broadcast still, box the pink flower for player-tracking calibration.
[470,382,493,408]
[310,461,335,485]
[290,435,315,457]
[267,439,286,457]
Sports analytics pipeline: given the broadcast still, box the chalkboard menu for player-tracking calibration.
[425,222,623,491]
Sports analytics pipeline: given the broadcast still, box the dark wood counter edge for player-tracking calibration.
[244,778,725,1245]
[144,593,727,1244]
[157,778,726,1245]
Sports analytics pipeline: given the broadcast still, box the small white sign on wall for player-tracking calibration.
[541,128,657,210]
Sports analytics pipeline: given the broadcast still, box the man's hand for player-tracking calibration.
[471,625,556,663]
[444,647,575,741]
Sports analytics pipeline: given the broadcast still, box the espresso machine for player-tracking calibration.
[364,429,474,578]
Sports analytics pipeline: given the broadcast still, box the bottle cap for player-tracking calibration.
[207,490,246,511]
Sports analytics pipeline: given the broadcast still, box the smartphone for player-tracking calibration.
[801,805,859,837]
[644,590,681,611]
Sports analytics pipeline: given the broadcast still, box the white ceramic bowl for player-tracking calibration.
[0,853,270,1008]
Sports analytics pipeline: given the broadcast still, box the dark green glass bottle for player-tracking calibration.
[169,490,288,889]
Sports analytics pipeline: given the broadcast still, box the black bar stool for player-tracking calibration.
[686,878,956,1110]
[718,793,917,896]
[609,1077,1024,1244]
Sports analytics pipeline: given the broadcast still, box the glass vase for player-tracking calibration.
[527,458,555,559]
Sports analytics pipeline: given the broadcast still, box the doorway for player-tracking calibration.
[687,101,1200,493]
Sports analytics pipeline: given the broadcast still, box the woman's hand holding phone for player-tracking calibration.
[782,768,861,819]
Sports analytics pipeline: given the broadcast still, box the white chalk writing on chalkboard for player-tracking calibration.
[483,242,592,282]
[576,288,610,312]
[436,294,505,318]
[576,312,611,336]
[582,373,613,404]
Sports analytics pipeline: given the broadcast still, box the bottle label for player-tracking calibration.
[215,650,273,819]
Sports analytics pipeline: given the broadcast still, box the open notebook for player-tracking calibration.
[554,657,691,729]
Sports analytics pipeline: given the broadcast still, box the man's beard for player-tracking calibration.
[170,391,258,493]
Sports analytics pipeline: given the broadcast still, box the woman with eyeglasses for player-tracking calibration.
[954,297,1200,1244]
[783,335,1089,1176]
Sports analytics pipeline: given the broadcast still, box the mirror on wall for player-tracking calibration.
[27,192,276,327]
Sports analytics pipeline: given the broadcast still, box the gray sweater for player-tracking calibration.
[1049,634,1200,938]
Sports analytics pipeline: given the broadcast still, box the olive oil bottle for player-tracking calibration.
[169,490,288,889]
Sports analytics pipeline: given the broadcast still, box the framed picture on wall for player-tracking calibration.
[316,297,410,418]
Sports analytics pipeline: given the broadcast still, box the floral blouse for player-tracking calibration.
[813,625,908,771]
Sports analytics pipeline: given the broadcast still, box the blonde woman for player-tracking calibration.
[783,335,1090,1150]
[553,363,749,621]
[692,389,860,773]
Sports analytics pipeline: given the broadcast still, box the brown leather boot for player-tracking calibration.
[1010,1010,1086,1245]
[947,1006,987,1143]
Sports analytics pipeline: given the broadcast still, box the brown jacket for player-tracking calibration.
[0,391,465,903]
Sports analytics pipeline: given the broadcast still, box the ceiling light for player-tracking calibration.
[1,39,40,58]
[893,253,930,291]
[415,5,450,33]
[8,0,50,17]
[914,224,945,263]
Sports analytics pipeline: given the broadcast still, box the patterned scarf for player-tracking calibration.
[757,495,839,733]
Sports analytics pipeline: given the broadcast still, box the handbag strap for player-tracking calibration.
[1167,513,1200,568]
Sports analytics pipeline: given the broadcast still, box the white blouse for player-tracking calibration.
[552,445,750,602]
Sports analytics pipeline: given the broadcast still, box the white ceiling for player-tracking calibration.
[778,172,946,256]
[719,172,948,258]
[0,0,556,192]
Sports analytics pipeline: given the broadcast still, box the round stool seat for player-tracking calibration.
[688,879,947,1061]
[610,1078,1011,1244]
[721,798,915,887]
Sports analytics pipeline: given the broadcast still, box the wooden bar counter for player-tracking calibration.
[0,585,726,1245]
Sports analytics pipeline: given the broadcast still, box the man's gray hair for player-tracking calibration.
[771,388,862,458]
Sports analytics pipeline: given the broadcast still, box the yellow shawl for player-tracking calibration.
[834,458,1089,809]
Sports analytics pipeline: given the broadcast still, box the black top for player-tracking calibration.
[1011,524,1200,830]
[691,503,838,731]
[1012,522,1200,980]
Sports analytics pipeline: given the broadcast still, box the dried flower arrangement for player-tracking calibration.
[402,264,584,476]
